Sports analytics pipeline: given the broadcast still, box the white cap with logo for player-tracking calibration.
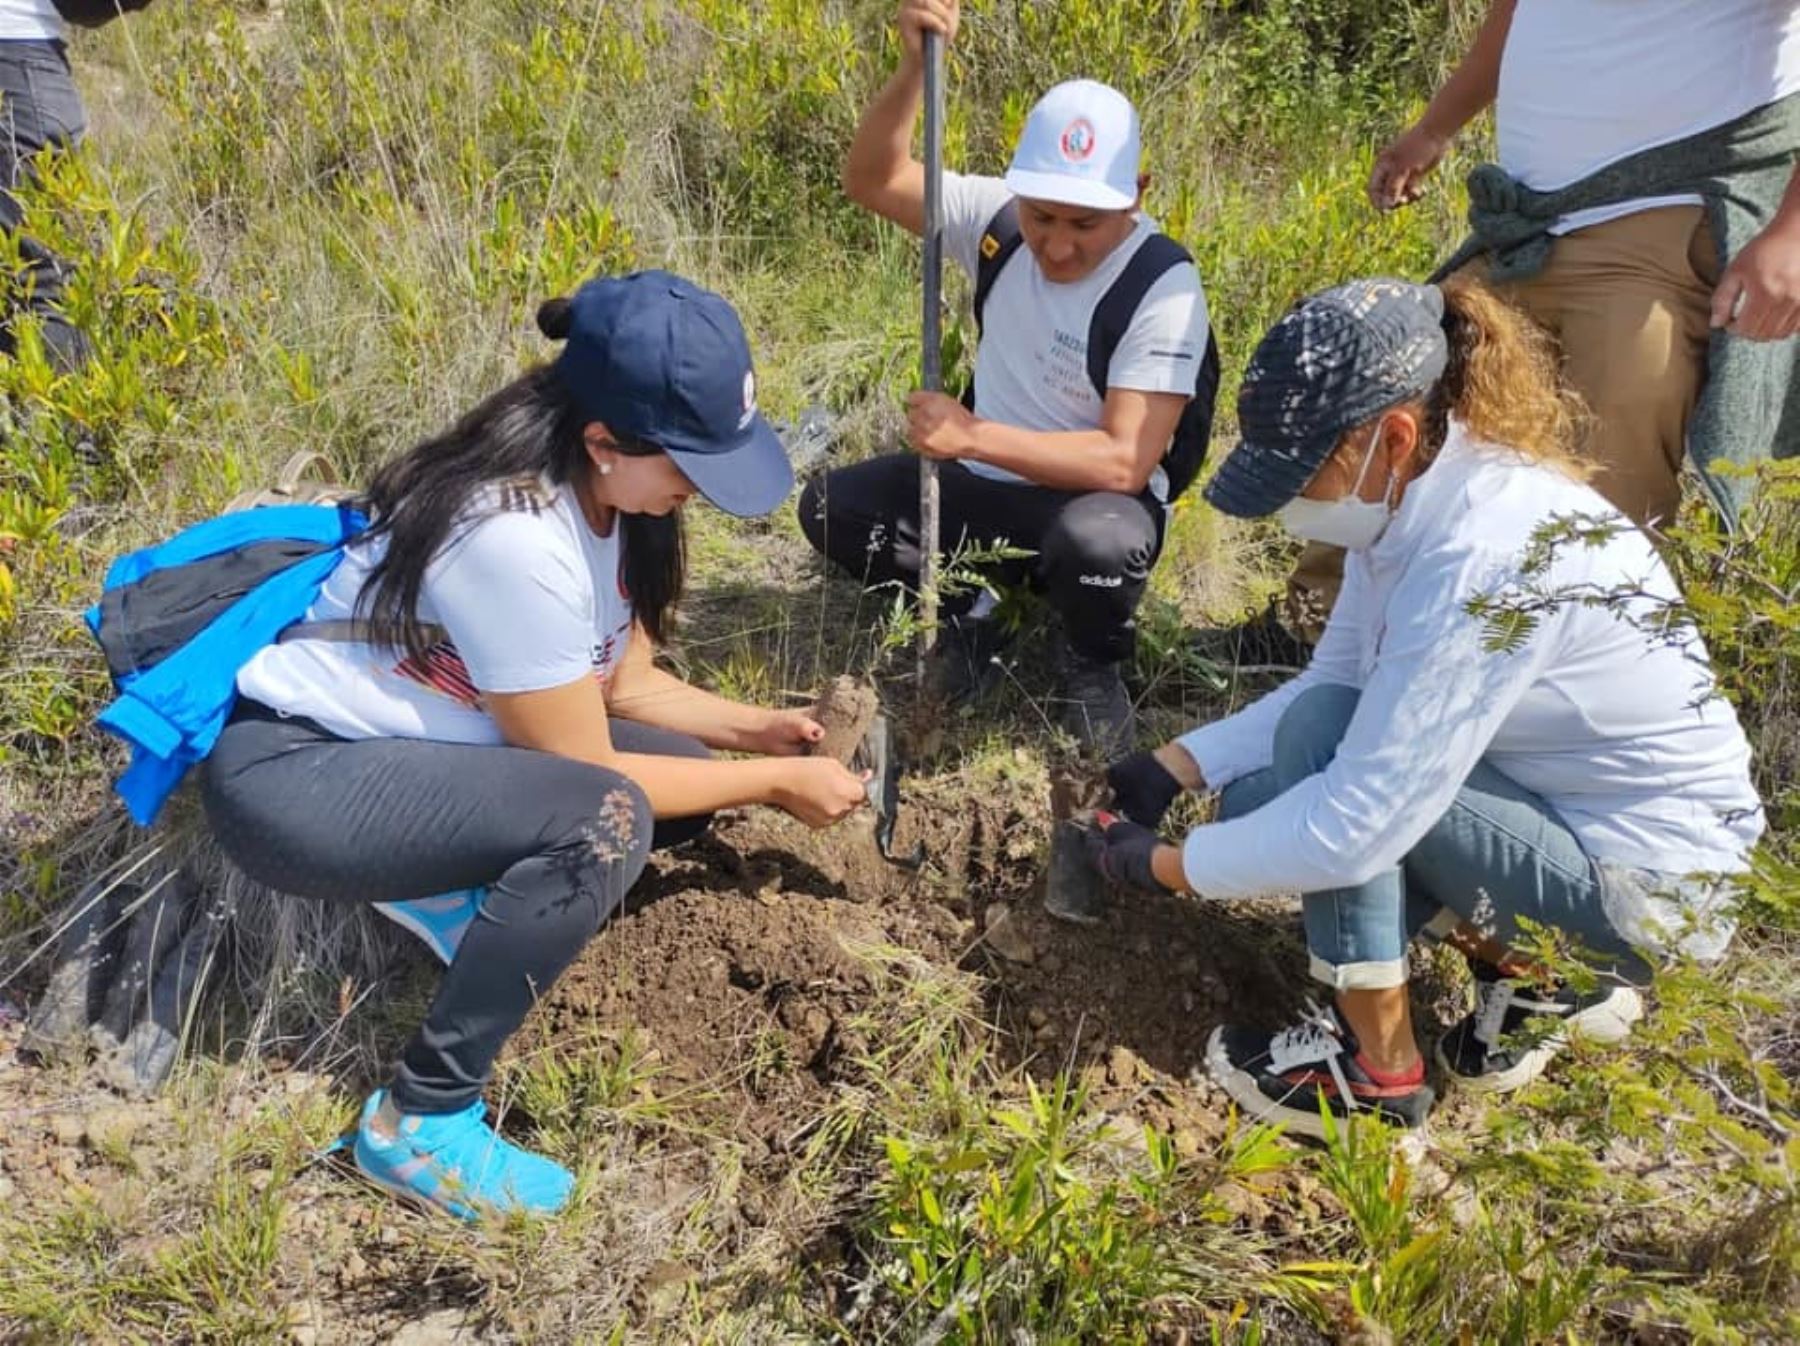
[1003,79,1142,212]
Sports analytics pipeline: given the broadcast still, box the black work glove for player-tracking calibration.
[1082,811,1172,895]
[1106,750,1184,828]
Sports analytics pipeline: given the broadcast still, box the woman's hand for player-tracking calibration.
[1082,813,1177,894]
[747,707,827,758]
[774,758,871,828]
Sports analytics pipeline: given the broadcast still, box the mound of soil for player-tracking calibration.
[513,761,1312,1153]
[514,806,979,1122]
[508,803,975,1126]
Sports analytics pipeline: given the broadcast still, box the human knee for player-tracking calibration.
[797,473,834,555]
[1271,684,1361,787]
[533,775,655,934]
[1043,494,1158,581]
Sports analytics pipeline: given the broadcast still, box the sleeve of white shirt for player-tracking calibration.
[1179,541,1561,899]
[423,511,596,694]
[1105,264,1209,396]
[1175,565,1367,790]
[941,171,1015,282]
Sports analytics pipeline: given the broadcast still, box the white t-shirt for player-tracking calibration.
[941,172,1210,496]
[0,1,64,40]
[1177,423,1763,911]
[237,476,636,743]
[1498,0,1800,234]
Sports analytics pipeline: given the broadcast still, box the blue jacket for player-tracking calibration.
[87,503,368,825]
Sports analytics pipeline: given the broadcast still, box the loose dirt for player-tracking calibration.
[512,755,1313,1161]
[2,723,1333,1341]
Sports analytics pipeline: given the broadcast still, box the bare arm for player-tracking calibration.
[1369,0,1518,209]
[906,386,1188,494]
[604,626,791,753]
[1418,0,1515,141]
[485,663,862,828]
[842,0,960,234]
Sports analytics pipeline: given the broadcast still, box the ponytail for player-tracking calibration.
[1425,278,1592,480]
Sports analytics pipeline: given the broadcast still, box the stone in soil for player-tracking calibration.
[981,903,1037,965]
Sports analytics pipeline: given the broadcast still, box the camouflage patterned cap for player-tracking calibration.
[1204,278,1449,519]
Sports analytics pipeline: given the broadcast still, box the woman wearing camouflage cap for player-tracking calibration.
[1081,277,1763,1137]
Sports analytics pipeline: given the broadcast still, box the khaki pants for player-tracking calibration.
[1286,205,1720,629]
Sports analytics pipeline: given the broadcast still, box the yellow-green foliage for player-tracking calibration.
[0,0,1474,750]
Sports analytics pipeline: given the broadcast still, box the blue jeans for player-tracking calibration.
[1218,684,1644,990]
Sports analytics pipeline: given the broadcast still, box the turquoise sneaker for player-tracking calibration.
[351,1089,574,1221]
[372,888,483,965]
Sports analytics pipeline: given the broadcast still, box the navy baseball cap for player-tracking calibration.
[554,271,793,518]
[1205,279,1449,519]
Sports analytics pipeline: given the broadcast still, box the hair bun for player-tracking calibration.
[536,297,574,340]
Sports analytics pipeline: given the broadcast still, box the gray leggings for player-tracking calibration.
[202,701,712,1113]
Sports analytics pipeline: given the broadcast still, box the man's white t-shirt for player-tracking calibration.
[1498,0,1800,235]
[941,172,1210,497]
[237,476,636,743]
[0,1,64,40]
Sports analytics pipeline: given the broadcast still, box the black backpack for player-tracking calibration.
[966,199,1220,501]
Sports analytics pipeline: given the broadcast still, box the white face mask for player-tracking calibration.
[1276,421,1398,551]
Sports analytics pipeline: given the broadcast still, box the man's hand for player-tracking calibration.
[1711,217,1800,341]
[1082,812,1172,894]
[1368,123,1450,211]
[898,0,959,63]
[906,390,979,461]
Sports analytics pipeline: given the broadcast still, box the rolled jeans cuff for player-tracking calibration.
[1308,951,1410,991]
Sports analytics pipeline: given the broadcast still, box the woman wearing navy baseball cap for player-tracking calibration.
[1083,276,1762,1138]
[204,271,866,1219]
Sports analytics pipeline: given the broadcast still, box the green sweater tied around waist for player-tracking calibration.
[1432,91,1800,523]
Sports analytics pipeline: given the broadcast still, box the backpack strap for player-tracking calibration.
[224,450,351,514]
[971,199,1025,334]
[1084,232,1193,398]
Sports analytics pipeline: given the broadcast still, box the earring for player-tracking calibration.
[598,463,612,475]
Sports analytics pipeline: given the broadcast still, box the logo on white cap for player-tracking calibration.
[1058,117,1096,163]
[738,370,756,430]
[1003,80,1141,212]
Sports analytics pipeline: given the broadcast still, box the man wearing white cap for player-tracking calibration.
[799,0,1214,755]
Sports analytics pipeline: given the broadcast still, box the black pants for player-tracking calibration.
[202,703,712,1114]
[0,40,89,373]
[797,456,1164,663]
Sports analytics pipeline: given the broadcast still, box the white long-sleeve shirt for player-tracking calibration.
[1178,424,1763,901]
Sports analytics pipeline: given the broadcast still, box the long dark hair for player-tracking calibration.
[357,298,686,660]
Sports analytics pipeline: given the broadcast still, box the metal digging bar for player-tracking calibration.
[917,27,945,681]
[873,27,947,872]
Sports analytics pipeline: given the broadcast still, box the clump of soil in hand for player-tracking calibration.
[809,676,880,766]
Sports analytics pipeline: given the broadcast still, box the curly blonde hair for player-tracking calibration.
[1425,277,1592,480]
